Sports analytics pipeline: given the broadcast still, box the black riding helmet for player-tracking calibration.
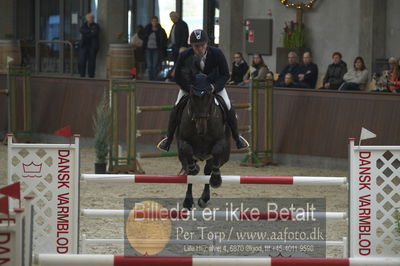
[190,29,209,45]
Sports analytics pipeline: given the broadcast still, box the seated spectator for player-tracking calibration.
[339,56,368,91]
[383,57,400,93]
[228,52,249,85]
[277,51,302,87]
[277,73,299,88]
[320,52,347,90]
[297,51,318,88]
[243,54,269,84]
[265,71,275,85]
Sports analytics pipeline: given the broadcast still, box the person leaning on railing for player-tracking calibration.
[319,51,347,90]
[228,52,249,85]
[276,51,302,87]
[382,57,400,93]
[339,56,369,91]
[242,54,269,86]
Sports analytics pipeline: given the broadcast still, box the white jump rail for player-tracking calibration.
[81,174,348,185]
[33,254,400,266]
[81,209,348,220]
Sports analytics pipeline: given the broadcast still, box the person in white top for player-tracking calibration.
[339,56,369,91]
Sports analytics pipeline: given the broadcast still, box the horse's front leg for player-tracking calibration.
[178,140,198,210]
[183,184,194,210]
[178,140,199,175]
[209,139,225,188]
[198,162,211,208]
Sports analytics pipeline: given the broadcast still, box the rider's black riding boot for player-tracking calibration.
[227,108,250,150]
[157,96,188,152]
[157,106,179,152]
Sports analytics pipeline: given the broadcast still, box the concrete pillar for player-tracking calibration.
[219,0,244,69]
[0,0,17,39]
[358,0,387,74]
[96,0,128,78]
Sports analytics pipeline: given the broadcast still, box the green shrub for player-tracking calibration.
[93,93,111,163]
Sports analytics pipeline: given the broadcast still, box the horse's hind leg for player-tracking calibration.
[198,160,212,208]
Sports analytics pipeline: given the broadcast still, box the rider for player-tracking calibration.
[157,29,249,152]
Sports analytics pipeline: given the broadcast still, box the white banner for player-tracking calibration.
[349,139,400,258]
[7,135,80,254]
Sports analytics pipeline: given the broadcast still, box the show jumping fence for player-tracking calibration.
[5,136,400,265]
[108,79,274,173]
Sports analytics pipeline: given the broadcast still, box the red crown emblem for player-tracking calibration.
[22,162,43,178]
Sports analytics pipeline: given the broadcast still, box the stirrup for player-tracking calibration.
[157,137,171,152]
[236,136,250,150]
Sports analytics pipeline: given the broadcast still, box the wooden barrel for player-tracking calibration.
[0,40,21,73]
[107,43,135,79]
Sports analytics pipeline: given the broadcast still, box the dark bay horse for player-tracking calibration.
[176,86,231,209]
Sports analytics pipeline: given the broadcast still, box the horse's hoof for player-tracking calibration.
[188,164,200,175]
[183,197,194,210]
[209,172,222,188]
[198,198,208,208]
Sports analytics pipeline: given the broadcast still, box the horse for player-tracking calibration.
[176,85,231,210]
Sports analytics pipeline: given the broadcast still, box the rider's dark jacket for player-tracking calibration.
[174,46,230,93]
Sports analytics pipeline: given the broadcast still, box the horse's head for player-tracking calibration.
[189,74,214,136]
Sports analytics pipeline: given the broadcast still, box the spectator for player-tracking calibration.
[168,11,189,63]
[78,13,99,78]
[131,25,144,49]
[131,25,145,73]
[339,56,368,91]
[141,16,167,81]
[277,73,299,88]
[277,51,302,87]
[243,54,269,83]
[265,71,275,86]
[228,52,249,85]
[298,51,318,88]
[381,57,400,93]
[320,52,347,90]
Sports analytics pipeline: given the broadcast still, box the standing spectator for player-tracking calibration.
[131,25,145,73]
[131,25,144,49]
[339,57,368,91]
[141,16,167,81]
[277,51,302,87]
[298,51,318,88]
[243,54,269,84]
[78,13,99,78]
[320,52,347,90]
[228,52,249,85]
[168,11,189,63]
[382,57,400,93]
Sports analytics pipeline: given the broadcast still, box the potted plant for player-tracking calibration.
[93,93,111,174]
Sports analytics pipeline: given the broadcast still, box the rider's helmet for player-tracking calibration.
[190,29,209,45]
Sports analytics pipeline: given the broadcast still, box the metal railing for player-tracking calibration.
[35,40,74,75]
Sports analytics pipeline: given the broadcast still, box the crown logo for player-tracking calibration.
[22,162,43,178]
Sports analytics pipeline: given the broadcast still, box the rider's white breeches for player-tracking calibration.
[175,88,232,110]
